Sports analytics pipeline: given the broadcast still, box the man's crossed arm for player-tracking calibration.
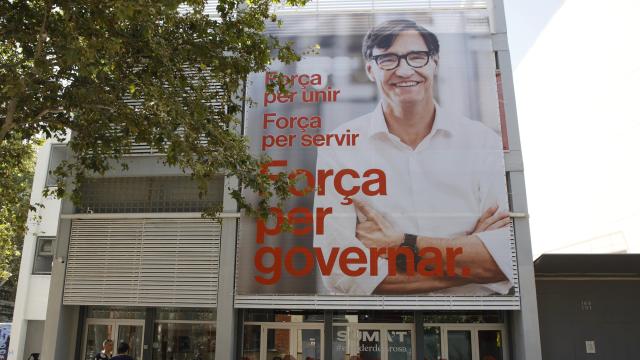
[352,199,511,294]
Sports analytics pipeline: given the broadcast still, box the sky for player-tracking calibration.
[503,0,640,257]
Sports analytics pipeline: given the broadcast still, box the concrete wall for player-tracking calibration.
[536,279,640,360]
[23,321,44,358]
[492,0,543,358]
[9,142,59,360]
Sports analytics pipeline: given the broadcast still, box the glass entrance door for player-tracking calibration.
[477,330,504,360]
[116,321,144,360]
[333,324,415,360]
[446,330,472,360]
[298,328,322,360]
[84,321,113,360]
[264,327,291,360]
[423,325,507,360]
[83,319,145,360]
[260,324,324,360]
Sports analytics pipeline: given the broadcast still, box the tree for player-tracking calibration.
[0,138,39,315]
[1,0,306,218]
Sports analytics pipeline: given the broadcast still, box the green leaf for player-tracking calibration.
[0,0,312,269]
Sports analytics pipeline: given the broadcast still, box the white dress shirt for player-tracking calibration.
[313,103,514,295]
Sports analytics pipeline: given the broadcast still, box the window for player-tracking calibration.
[45,144,67,187]
[244,309,323,323]
[86,306,146,320]
[157,307,216,322]
[155,308,216,360]
[33,236,55,274]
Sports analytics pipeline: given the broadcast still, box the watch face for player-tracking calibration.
[404,233,418,248]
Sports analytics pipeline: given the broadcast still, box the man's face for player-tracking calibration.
[104,341,113,353]
[366,30,438,111]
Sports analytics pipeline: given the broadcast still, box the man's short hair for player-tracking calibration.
[117,342,129,354]
[362,19,440,60]
[102,339,113,347]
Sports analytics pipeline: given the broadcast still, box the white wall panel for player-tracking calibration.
[25,276,51,320]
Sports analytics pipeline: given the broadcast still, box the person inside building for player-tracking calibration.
[111,342,133,360]
[314,19,514,295]
[95,339,113,360]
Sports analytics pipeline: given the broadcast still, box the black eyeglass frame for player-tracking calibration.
[370,51,433,71]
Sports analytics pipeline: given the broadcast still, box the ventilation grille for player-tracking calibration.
[63,218,221,307]
[78,176,224,214]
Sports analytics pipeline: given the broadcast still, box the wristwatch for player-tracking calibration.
[395,233,419,273]
[402,233,418,251]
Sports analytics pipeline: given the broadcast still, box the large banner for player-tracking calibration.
[237,11,517,298]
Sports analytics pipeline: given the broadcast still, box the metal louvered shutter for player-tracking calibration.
[203,0,488,15]
[63,218,221,307]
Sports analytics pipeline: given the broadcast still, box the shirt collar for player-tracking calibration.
[367,102,457,139]
[368,102,389,137]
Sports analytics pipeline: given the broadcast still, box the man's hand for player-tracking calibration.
[353,199,403,250]
[469,205,510,234]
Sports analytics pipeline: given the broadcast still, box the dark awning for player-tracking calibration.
[534,254,640,277]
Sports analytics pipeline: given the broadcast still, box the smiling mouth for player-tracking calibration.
[394,81,420,88]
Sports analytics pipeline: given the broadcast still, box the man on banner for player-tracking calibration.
[313,19,514,295]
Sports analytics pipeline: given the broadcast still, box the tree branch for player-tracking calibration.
[33,2,51,63]
[0,98,18,140]
[35,108,65,120]
[86,105,116,112]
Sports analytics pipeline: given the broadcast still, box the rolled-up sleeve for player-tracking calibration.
[475,132,514,294]
[476,228,514,294]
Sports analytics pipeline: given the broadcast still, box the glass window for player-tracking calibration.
[478,330,504,360]
[244,310,273,322]
[424,326,442,360]
[33,236,55,274]
[423,311,504,324]
[154,322,215,360]
[298,328,321,360]
[84,324,113,360]
[357,329,382,359]
[266,328,291,360]
[117,324,143,360]
[86,306,146,320]
[387,329,412,360]
[447,330,472,360]
[45,143,67,187]
[244,310,323,323]
[333,311,414,324]
[157,307,216,322]
[332,325,348,360]
[242,325,260,360]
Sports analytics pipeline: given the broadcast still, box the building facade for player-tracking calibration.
[9,1,542,360]
[535,254,640,359]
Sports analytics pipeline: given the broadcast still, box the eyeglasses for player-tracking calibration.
[371,51,432,70]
